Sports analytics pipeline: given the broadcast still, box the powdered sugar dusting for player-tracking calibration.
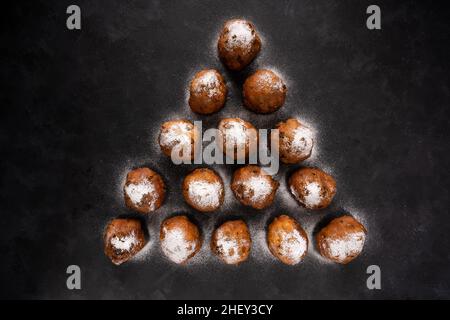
[242,176,273,203]
[221,119,248,145]
[110,232,138,252]
[193,70,221,98]
[124,179,157,210]
[159,122,192,149]
[258,71,284,91]
[188,180,223,209]
[215,229,249,264]
[224,20,254,53]
[161,227,197,264]
[291,125,314,157]
[327,232,365,263]
[303,182,322,208]
[277,229,307,264]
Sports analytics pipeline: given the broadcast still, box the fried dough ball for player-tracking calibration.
[211,220,252,265]
[275,118,314,164]
[218,117,257,161]
[159,119,199,160]
[189,69,227,114]
[182,168,224,212]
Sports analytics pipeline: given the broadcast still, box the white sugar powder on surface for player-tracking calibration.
[257,71,284,91]
[159,122,192,149]
[222,120,247,145]
[291,125,314,157]
[241,176,273,203]
[161,227,196,264]
[224,20,254,53]
[278,229,307,264]
[327,232,365,262]
[194,70,220,98]
[188,180,223,208]
[303,182,322,208]
[110,232,137,252]
[215,230,249,264]
[124,179,157,210]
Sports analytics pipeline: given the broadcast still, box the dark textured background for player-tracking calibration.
[1,0,449,299]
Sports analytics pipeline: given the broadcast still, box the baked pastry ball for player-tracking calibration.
[275,118,314,164]
[159,119,199,160]
[243,69,287,113]
[104,218,146,265]
[218,118,257,161]
[267,215,308,265]
[231,165,279,209]
[316,215,367,264]
[217,19,261,71]
[182,168,224,212]
[289,167,336,210]
[124,167,165,214]
[189,69,227,114]
[211,220,251,265]
[160,215,202,264]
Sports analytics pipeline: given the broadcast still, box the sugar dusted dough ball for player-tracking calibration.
[160,215,202,264]
[267,215,308,265]
[104,218,146,265]
[182,168,224,212]
[124,167,165,214]
[211,220,251,265]
[159,119,199,160]
[276,118,314,164]
[218,117,257,161]
[316,215,367,264]
[189,69,227,114]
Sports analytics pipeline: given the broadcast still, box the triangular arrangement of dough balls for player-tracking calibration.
[103,19,367,267]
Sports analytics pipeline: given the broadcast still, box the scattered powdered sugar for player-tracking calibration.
[277,229,307,264]
[291,125,313,157]
[215,229,249,264]
[241,176,273,203]
[327,232,365,262]
[302,182,322,208]
[224,20,254,53]
[188,180,223,208]
[124,179,157,210]
[159,122,192,149]
[110,232,138,252]
[194,71,221,98]
[258,71,284,91]
[161,227,197,264]
[222,120,248,146]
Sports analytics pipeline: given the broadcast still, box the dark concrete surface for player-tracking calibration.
[1,0,449,299]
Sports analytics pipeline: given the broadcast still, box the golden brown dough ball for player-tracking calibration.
[275,118,314,164]
[243,69,286,113]
[211,220,251,265]
[189,69,227,114]
[267,215,308,265]
[104,218,146,265]
[217,19,261,71]
[316,215,367,264]
[160,215,202,264]
[182,168,224,212]
[124,167,165,214]
[231,165,279,209]
[218,118,257,161]
[159,119,199,160]
[289,168,336,210]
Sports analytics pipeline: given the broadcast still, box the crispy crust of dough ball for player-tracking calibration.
[159,119,199,160]
[124,167,165,214]
[267,215,308,265]
[231,165,279,209]
[218,118,257,161]
[189,69,227,114]
[316,215,367,264]
[289,168,336,210]
[160,215,202,264]
[243,69,287,113]
[217,19,261,71]
[275,118,314,164]
[211,220,252,265]
[182,168,224,212]
[104,218,146,265]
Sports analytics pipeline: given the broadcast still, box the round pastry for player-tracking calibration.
[316,215,367,264]
[159,119,199,160]
[211,220,251,265]
[189,69,227,114]
[124,167,165,214]
[217,19,261,71]
[182,168,224,212]
[104,218,146,265]
[275,118,314,164]
[289,167,336,210]
[267,215,308,265]
[231,165,279,209]
[160,215,202,264]
[243,69,286,114]
[218,117,257,161]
